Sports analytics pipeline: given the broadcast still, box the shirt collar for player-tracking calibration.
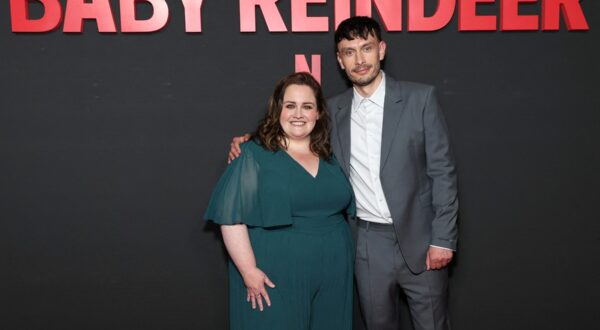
[352,71,386,110]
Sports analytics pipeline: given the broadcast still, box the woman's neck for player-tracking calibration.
[284,138,312,155]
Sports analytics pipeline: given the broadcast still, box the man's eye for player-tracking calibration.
[364,46,372,52]
[344,50,354,57]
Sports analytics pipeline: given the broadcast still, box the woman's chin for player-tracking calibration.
[284,133,311,143]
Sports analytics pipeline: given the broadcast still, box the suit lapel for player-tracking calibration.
[380,78,405,171]
[334,89,353,175]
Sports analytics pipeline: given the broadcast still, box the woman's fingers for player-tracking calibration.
[264,275,276,288]
[243,269,276,311]
[246,289,271,311]
[260,288,271,307]
[256,292,264,311]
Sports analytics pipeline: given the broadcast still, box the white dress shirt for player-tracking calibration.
[348,72,453,251]
[349,73,393,224]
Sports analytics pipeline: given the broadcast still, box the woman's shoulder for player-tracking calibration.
[241,139,267,156]
[239,139,280,163]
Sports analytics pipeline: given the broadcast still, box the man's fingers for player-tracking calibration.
[228,142,241,161]
[232,140,242,154]
[250,294,256,309]
[429,257,451,270]
[230,143,241,156]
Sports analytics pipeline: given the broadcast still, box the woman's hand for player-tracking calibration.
[220,225,273,311]
[241,267,276,311]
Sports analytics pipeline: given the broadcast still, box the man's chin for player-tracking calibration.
[351,75,376,87]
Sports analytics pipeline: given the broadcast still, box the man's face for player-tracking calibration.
[336,34,386,88]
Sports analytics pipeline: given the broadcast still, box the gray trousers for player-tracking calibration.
[354,221,450,330]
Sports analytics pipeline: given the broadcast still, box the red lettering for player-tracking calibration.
[295,54,321,83]
[121,0,169,33]
[292,0,328,32]
[500,0,538,31]
[10,0,62,32]
[63,0,116,33]
[542,0,589,30]
[356,0,402,31]
[181,0,204,33]
[408,0,456,32]
[334,0,351,29]
[239,0,287,32]
[459,0,496,31]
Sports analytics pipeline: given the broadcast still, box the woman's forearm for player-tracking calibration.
[221,224,257,276]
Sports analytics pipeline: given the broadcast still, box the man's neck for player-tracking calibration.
[354,71,383,98]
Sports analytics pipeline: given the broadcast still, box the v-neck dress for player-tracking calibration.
[205,140,355,330]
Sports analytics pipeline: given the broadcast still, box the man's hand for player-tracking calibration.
[426,246,453,270]
[227,134,251,163]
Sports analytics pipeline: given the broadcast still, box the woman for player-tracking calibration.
[204,72,355,330]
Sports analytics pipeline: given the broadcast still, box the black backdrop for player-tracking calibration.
[2,1,599,329]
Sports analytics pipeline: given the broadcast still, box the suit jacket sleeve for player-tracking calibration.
[423,87,459,250]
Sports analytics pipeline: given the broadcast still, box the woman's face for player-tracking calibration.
[279,84,320,142]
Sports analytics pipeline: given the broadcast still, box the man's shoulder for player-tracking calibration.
[326,88,352,108]
[387,76,435,96]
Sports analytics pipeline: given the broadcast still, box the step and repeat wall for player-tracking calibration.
[2,1,599,329]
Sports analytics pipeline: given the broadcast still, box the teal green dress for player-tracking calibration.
[205,140,355,330]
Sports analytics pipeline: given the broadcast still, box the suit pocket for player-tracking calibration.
[355,229,368,261]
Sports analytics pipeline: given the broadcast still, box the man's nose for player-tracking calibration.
[356,51,366,64]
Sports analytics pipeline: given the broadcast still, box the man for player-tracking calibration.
[230,16,458,330]
[330,17,457,330]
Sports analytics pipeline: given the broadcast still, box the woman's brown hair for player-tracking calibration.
[255,72,331,159]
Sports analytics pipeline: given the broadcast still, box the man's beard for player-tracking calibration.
[349,63,380,87]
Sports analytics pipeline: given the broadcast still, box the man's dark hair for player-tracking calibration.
[334,16,383,48]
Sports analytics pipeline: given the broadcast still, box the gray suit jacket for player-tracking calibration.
[328,76,458,274]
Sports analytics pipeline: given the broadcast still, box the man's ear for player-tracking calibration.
[378,41,387,61]
[336,53,345,70]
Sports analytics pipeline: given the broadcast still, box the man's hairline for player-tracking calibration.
[335,36,382,53]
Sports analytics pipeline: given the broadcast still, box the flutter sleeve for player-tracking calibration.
[204,142,293,227]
